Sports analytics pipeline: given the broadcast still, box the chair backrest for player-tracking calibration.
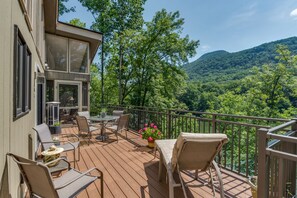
[76,116,90,133]
[78,111,91,120]
[116,114,129,131]
[172,133,228,171]
[7,153,58,198]
[112,110,124,117]
[33,123,54,151]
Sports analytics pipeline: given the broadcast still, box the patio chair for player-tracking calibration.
[105,114,130,142]
[33,123,80,168]
[7,153,103,198]
[78,111,97,126]
[76,116,99,145]
[155,133,228,198]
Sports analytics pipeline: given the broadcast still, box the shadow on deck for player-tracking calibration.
[62,127,252,198]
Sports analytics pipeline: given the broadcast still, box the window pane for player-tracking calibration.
[16,39,23,113]
[46,34,68,71]
[69,39,89,73]
[24,49,31,110]
[59,84,78,107]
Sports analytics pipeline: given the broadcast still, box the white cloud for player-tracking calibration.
[290,8,297,17]
[201,45,211,52]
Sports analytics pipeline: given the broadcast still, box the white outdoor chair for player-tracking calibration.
[155,132,228,198]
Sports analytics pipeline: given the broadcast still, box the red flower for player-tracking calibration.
[150,123,154,127]
[153,125,157,129]
[144,123,148,127]
[143,127,147,131]
[148,137,154,142]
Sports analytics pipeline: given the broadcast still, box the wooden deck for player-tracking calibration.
[61,127,252,198]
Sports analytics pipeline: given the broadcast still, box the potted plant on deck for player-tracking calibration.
[139,123,162,148]
[50,122,61,134]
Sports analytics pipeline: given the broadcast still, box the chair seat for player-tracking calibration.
[155,139,176,168]
[89,126,99,132]
[54,169,97,197]
[106,125,117,131]
[60,141,80,152]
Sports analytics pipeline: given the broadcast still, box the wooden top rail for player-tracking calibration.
[266,148,297,162]
[267,132,297,144]
[267,119,296,133]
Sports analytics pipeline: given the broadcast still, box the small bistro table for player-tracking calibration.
[90,115,119,141]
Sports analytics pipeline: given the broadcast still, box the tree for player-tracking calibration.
[106,9,199,107]
[79,0,146,104]
[58,0,75,16]
[69,18,86,28]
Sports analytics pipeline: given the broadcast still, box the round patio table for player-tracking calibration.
[90,115,119,141]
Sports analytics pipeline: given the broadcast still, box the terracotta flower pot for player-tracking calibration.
[147,139,155,148]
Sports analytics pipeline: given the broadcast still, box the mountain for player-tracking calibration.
[183,37,297,82]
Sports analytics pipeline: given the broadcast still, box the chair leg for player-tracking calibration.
[158,155,163,181]
[101,173,104,198]
[195,170,198,180]
[73,149,76,168]
[212,161,225,198]
[177,165,187,198]
[209,167,216,197]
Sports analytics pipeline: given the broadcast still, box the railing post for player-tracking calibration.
[257,128,269,198]
[167,109,171,139]
[212,114,216,133]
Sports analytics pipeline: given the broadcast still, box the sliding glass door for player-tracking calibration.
[55,81,81,124]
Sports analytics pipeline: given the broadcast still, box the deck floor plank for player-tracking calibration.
[57,127,252,198]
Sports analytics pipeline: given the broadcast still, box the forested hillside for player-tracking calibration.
[183,37,297,82]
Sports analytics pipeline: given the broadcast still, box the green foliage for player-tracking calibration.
[58,0,75,16]
[139,123,163,140]
[69,18,86,28]
[180,45,297,119]
[90,64,101,115]
[183,37,297,83]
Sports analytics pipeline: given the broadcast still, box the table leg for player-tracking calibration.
[96,122,109,141]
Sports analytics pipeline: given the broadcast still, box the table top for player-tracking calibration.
[41,147,64,156]
[90,115,119,122]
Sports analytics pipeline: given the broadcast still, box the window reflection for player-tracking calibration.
[46,34,68,71]
[70,40,89,73]
[59,84,78,107]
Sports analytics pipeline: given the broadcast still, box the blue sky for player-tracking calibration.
[60,0,297,62]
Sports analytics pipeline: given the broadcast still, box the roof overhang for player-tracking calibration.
[43,0,102,63]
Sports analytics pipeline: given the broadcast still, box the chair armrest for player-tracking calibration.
[55,167,103,190]
[44,157,70,169]
[59,133,80,142]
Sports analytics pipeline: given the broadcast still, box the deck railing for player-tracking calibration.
[257,119,297,197]
[105,105,288,177]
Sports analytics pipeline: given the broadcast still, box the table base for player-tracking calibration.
[96,134,109,141]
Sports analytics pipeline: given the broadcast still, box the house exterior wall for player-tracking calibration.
[0,0,44,197]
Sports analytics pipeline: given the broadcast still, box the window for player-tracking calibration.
[45,34,90,74]
[69,39,89,73]
[14,25,31,120]
[45,34,68,71]
[59,84,79,107]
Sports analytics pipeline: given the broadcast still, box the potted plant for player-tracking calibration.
[139,123,162,148]
[100,108,107,118]
[50,122,61,134]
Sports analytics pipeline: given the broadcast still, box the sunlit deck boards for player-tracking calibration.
[62,127,252,198]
